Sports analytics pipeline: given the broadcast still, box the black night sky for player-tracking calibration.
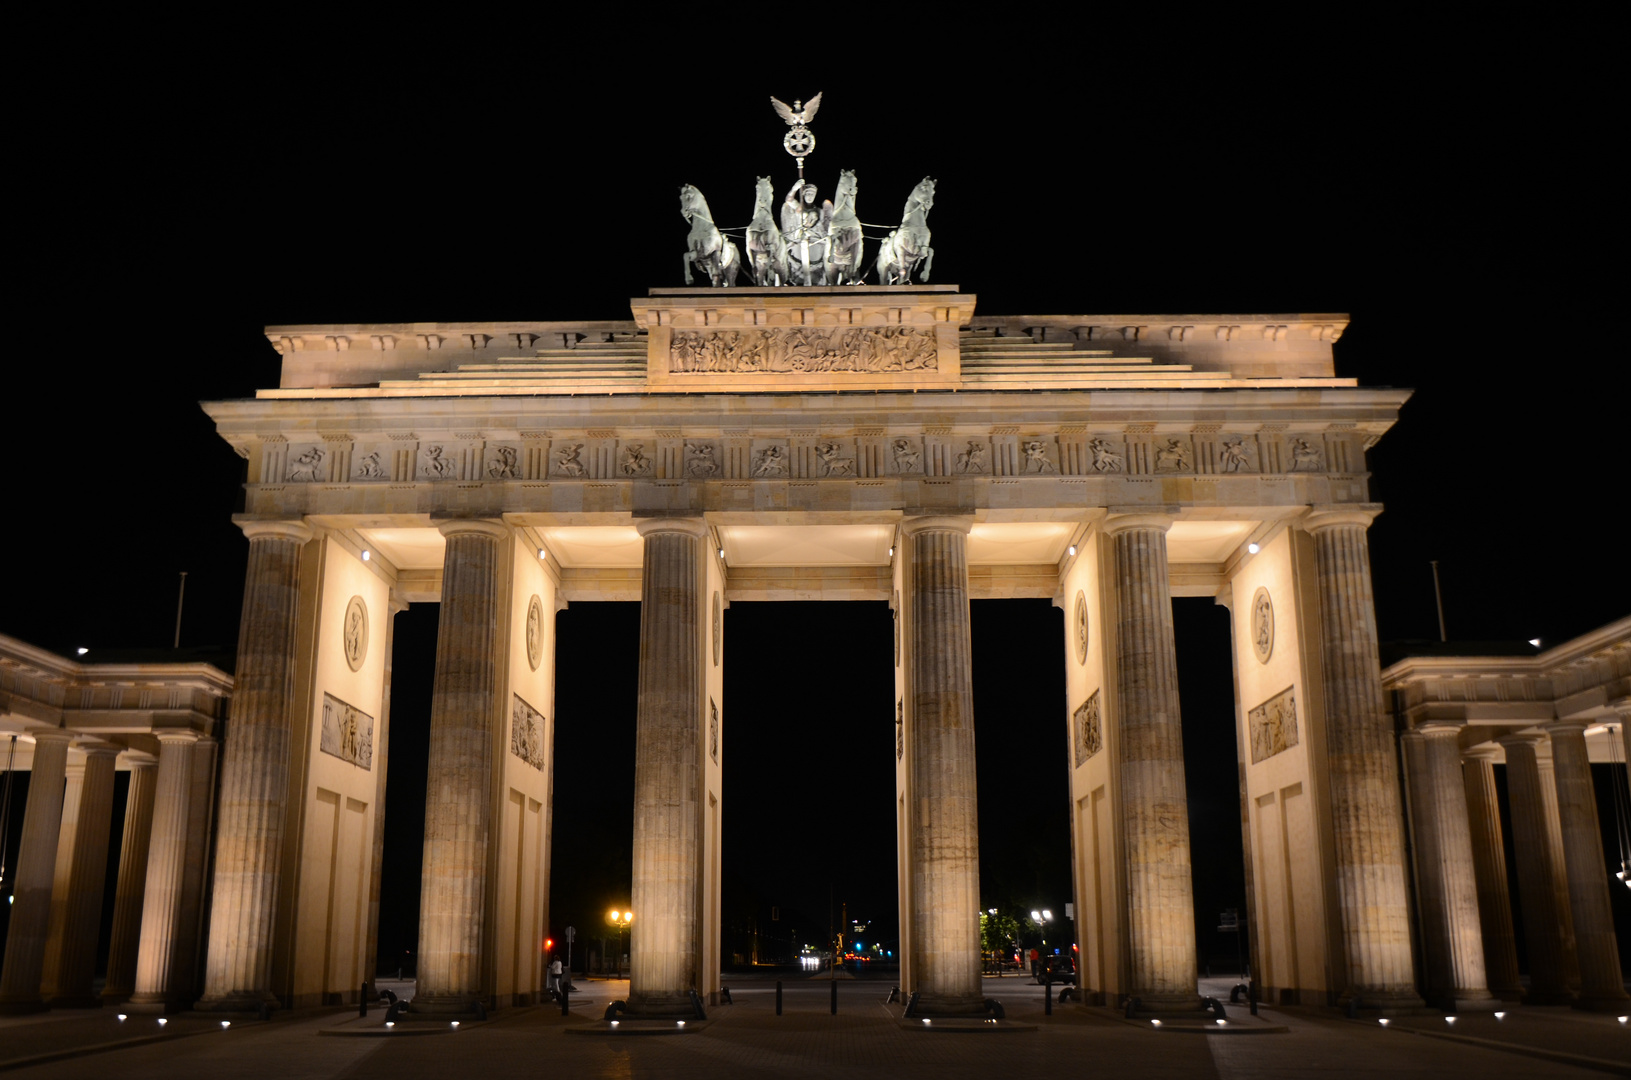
[4,15,1626,979]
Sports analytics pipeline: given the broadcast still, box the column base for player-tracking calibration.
[100,988,133,1006]
[406,993,488,1017]
[623,990,705,1019]
[907,991,991,1017]
[1521,987,1576,1007]
[125,993,185,1014]
[194,990,281,1014]
[1572,991,1631,1013]
[1123,992,1205,1017]
[1338,988,1428,1015]
[0,996,47,1016]
[44,993,103,1010]
[1426,992,1501,1012]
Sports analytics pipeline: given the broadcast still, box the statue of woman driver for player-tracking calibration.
[781,180,832,284]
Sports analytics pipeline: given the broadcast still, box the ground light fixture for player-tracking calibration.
[385,1022,395,1028]
[1494,1011,1505,1020]
[1445,1017,1456,1025]
[1150,1019,1161,1027]
[157,1018,167,1027]
[116,1014,127,1021]
[450,1021,459,1029]
[220,1021,231,1029]
[1378,1018,1389,1027]
[1620,1015,1628,1024]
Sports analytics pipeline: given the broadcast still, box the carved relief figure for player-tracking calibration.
[1252,587,1274,664]
[1073,691,1102,767]
[553,443,585,477]
[1022,440,1056,473]
[525,595,543,671]
[1219,438,1251,473]
[1248,687,1299,764]
[354,451,386,479]
[1154,438,1192,472]
[686,443,718,476]
[511,694,546,770]
[620,444,652,476]
[668,326,937,375]
[752,446,788,476]
[320,693,375,769]
[1289,438,1324,471]
[1089,438,1124,472]
[287,447,325,481]
[892,439,921,473]
[710,698,720,764]
[955,441,987,474]
[816,442,855,476]
[486,445,519,479]
[422,445,457,478]
[342,596,368,671]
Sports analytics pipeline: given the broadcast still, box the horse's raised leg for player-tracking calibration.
[684,251,695,286]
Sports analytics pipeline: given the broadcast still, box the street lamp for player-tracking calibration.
[606,909,633,979]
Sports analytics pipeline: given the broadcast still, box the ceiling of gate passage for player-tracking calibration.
[353,521,1259,571]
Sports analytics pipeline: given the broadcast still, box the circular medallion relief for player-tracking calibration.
[525,595,544,671]
[711,591,722,666]
[342,596,368,672]
[1073,590,1089,665]
[1251,586,1275,664]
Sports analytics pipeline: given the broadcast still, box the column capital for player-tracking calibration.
[1495,730,1548,752]
[236,518,314,544]
[1301,506,1381,533]
[1545,719,1590,737]
[76,742,122,761]
[153,729,201,746]
[634,515,709,539]
[29,728,75,747]
[434,518,510,541]
[1462,743,1503,763]
[1101,512,1174,535]
[119,750,158,769]
[899,514,973,537]
[1417,719,1466,738]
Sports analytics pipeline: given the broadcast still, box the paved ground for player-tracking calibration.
[2,976,1626,1078]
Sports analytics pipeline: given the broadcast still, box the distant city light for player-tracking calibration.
[1528,638,1541,647]
[77,647,88,656]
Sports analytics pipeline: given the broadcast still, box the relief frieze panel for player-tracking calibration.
[1073,690,1102,766]
[669,326,938,374]
[320,692,374,769]
[511,693,546,771]
[1248,685,1298,764]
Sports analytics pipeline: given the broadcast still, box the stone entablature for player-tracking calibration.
[1383,615,1631,757]
[261,287,1351,394]
[207,388,1402,522]
[0,634,231,758]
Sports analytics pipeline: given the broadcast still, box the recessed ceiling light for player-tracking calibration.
[538,548,548,560]
[888,546,895,557]
[718,548,726,559]
[361,550,371,561]
[1247,542,1260,554]
[1068,545,1076,556]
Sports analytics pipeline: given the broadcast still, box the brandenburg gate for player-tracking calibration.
[185,284,1428,1016]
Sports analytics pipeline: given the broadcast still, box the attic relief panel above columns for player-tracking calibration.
[669,326,938,374]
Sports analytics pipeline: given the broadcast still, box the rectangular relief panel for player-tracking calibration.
[320,693,374,769]
[511,693,547,771]
[1248,686,1298,764]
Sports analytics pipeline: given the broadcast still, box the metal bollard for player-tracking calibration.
[360,983,368,1017]
[560,983,570,1016]
[776,980,783,1015]
[830,980,838,1015]
[1044,975,1052,1016]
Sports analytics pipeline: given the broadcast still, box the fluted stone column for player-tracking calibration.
[130,731,199,1012]
[1548,721,1630,1010]
[103,753,158,1003]
[1498,733,1578,1003]
[171,738,217,1003]
[414,519,509,1013]
[627,517,707,1017]
[41,747,118,1007]
[1105,514,1199,1011]
[199,519,312,1010]
[1461,749,1523,1000]
[0,729,73,1013]
[1403,725,1497,1010]
[902,516,984,1014]
[1304,510,1420,1007]
[364,595,407,998]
